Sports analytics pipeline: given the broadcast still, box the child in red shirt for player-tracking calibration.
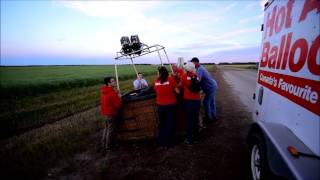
[100,77,122,151]
[154,66,180,147]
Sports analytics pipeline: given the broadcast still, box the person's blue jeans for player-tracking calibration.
[203,89,216,120]
[157,104,176,147]
[183,100,201,143]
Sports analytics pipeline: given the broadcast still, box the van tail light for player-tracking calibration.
[287,146,320,160]
[287,146,299,157]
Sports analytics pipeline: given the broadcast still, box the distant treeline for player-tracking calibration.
[161,63,217,65]
[1,62,259,67]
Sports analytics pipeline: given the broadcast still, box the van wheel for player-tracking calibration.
[249,134,272,180]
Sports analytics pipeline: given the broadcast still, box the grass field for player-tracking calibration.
[0,64,214,179]
[0,65,161,138]
[0,65,160,98]
[0,65,160,86]
[0,64,167,179]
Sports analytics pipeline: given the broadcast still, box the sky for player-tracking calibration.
[1,0,266,66]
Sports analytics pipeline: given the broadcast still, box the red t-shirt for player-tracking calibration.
[181,72,201,100]
[100,86,122,117]
[175,68,184,77]
[153,76,178,105]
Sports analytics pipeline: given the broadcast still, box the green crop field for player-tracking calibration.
[0,64,163,138]
[0,65,160,86]
[0,64,163,178]
[0,64,214,179]
[0,65,161,98]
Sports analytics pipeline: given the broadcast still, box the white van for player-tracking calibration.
[248,0,320,179]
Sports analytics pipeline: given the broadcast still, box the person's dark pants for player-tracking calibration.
[203,89,216,121]
[183,100,201,143]
[102,116,114,150]
[157,104,176,147]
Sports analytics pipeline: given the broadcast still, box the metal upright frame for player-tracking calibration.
[114,44,173,92]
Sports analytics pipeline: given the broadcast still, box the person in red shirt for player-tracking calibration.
[172,64,185,77]
[172,64,185,84]
[100,76,122,151]
[180,62,201,144]
[153,66,180,148]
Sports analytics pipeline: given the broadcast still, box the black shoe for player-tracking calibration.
[205,116,218,124]
[203,117,213,124]
[205,119,214,125]
[110,143,119,150]
[183,139,193,146]
[157,146,168,151]
[212,117,219,124]
[101,148,110,156]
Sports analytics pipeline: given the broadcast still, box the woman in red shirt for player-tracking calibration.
[100,77,122,151]
[154,66,180,148]
[180,62,201,144]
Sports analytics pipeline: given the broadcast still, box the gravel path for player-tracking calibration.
[222,67,257,112]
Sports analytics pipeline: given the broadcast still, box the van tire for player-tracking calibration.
[249,134,273,180]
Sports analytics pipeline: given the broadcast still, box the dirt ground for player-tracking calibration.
[47,67,253,180]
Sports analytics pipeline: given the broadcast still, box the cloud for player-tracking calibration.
[58,1,160,18]
[212,27,259,40]
[204,45,260,63]
[217,2,238,13]
[57,1,243,46]
[57,1,188,48]
[239,13,263,24]
[48,1,261,64]
[245,2,257,9]
[56,36,66,42]
[169,26,261,62]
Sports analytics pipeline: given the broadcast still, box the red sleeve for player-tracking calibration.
[153,79,157,91]
[112,92,122,110]
[179,69,184,77]
[169,76,177,89]
[179,74,184,86]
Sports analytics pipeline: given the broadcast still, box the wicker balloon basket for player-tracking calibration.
[116,88,159,140]
[116,87,187,140]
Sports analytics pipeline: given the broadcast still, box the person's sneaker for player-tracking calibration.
[183,139,193,146]
[95,143,104,153]
[157,146,168,151]
[212,116,218,121]
[101,148,110,156]
[193,137,200,144]
[109,143,119,150]
[203,117,214,124]
[204,119,213,126]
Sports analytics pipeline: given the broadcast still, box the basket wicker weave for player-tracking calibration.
[116,87,187,140]
[116,89,159,140]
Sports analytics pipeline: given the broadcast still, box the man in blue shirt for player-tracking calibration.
[190,57,218,123]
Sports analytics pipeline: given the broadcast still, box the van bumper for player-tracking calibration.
[248,122,320,179]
